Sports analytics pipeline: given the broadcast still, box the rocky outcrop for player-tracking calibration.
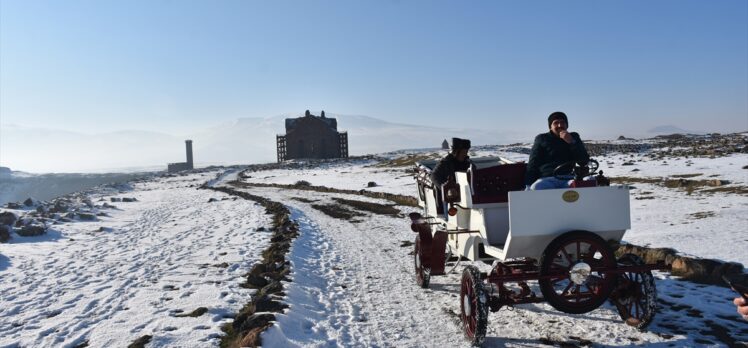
[0,211,17,226]
[614,243,744,286]
[0,225,11,243]
[17,224,47,237]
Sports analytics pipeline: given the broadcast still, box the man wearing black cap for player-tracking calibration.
[431,137,471,186]
[525,112,590,190]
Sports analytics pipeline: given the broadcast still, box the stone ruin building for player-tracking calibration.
[167,140,194,172]
[276,110,348,162]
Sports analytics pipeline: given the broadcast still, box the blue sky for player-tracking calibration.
[1,0,747,138]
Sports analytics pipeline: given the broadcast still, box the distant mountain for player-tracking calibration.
[0,114,527,173]
[647,125,700,135]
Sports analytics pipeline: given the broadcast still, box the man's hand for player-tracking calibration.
[735,297,748,320]
[559,130,575,144]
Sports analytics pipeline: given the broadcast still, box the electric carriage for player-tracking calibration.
[410,157,667,345]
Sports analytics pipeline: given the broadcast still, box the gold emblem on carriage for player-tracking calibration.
[562,190,579,203]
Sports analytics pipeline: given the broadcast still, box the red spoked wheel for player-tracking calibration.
[609,253,657,330]
[539,231,617,314]
[414,235,430,288]
[460,266,488,346]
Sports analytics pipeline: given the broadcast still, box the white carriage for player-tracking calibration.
[410,157,665,345]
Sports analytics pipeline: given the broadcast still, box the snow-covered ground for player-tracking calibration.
[1,142,747,347]
[0,171,272,347]
[240,149,748,266]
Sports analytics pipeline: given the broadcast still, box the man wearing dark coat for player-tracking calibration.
[431,138,471,186]
[525,112,590,190]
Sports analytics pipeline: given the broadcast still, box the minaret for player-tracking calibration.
[185,140,193,169]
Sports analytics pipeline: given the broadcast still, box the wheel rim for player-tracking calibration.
[544,237,616,310]
[460,272,477,339]
[414,237,425,285]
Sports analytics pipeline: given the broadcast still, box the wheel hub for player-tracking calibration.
[569,262,592,285]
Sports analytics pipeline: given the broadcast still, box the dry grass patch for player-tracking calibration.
[332,198,401,216]
[689,211,716,219]
[375,153,438,167]
[310,203,365,221]
[671,173,703,178]
[174,307,208,317]
[611,176,743,196]
[290,197,316,203]
[701,186,748,195]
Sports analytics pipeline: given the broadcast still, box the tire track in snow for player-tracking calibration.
[243,186,468,347]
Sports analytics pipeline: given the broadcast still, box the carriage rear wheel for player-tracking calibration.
[460,266,488,346]
[414,235,430,288]
[539,231,617,314]
[609,253,657,330]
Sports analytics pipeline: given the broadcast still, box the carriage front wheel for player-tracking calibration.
[460,265,488,346]
[609,253,657,330]
[539,231,618,314]
[414,235,430,288]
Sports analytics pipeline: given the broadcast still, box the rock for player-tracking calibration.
[122,197,137,202]
[248,263,267,276]
[50,200,70,213]
[254,295,287,312]
[0,225,11,243]
[708,179,728,187]
[0,211,17,226]
[77,213,97,221]
[5,202,22,209]
[23,198,36,207]
[208,198,218,203]
[260,281,283,295]
[245,275,268,289]
[17,224,46,237]
[233,313,274,334]
[110,197,122,202]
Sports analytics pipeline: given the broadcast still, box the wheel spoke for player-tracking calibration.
[552,276,567,285]
[560,246,574,265]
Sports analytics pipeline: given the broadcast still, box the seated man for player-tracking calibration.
[525,112,590,190]
[431,137,471,187]
[432,138,471,217]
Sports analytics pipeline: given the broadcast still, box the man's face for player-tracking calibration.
[455,148,469,162]
[550,118,568,136]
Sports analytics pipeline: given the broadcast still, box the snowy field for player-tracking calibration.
[1,139,747,347]
[240,147,748,266]
[0,171,272,347]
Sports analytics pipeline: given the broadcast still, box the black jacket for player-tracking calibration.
[431,153,471,186]
[525,131,589,185]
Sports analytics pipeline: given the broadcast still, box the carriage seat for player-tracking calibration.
[470,162,527,204]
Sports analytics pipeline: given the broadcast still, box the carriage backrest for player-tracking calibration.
[470,162,527,204]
